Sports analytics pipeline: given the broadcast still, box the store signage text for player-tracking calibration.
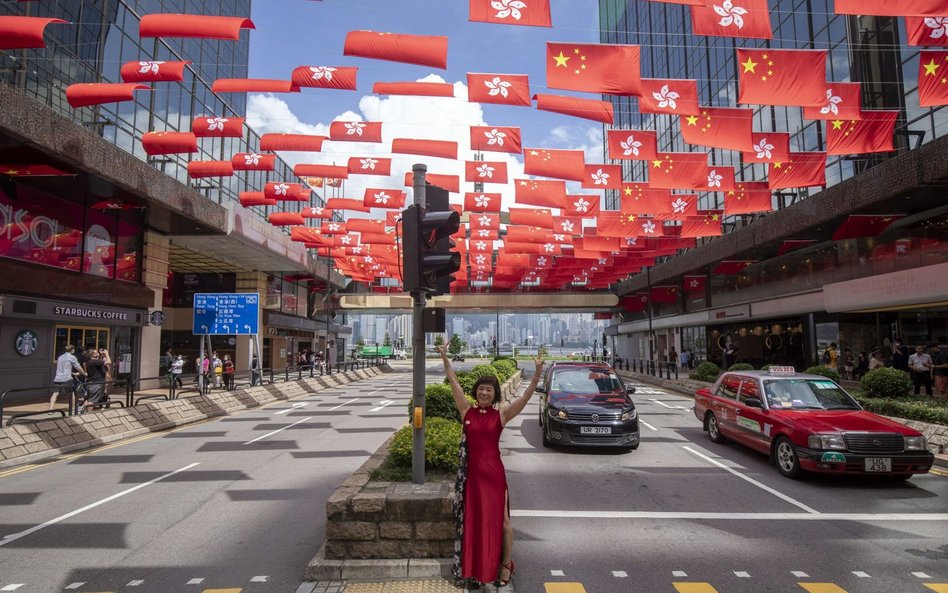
[54,305,129,321]
[0,204,63,249]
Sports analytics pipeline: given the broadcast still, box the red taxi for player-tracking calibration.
[693,368,934,479]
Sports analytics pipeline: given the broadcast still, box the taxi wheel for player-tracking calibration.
[774,436,802,479]
[541,424,553,448]
[706,412,727,444]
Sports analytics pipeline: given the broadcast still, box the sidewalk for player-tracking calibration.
[296,580,508,593]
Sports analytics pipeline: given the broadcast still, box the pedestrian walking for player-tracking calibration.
[668,347,679,367]
[855,351,869,379]
[889,337,910,371]
[52,345,85,412]
[679,349,690,370]
[930,344,948,398]
[80,349,109,413]
[842,348,855,380]
[908,344,934,396]
[821,343,839,371]
[439,343,544,589]
[170,355,184,389]
[223,355,235,390]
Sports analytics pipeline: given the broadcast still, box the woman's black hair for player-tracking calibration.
[471,375,502,405]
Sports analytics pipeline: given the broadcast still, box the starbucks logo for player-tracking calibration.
[15,330,38,356]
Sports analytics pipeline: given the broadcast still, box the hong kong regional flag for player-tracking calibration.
[470,125,522,154]
[691,0,773,39]
[546,42,642,96]
[684,275,706,294]
[737,49,827,107]
[607,129,657,160]
[469,0,552,27]
[826,111,899,155]
[467,73,532,106]
[918,51,948,107]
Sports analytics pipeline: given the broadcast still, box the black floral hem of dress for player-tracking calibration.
[451,432,476,589]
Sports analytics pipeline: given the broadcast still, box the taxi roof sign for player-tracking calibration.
[768,366,796,375]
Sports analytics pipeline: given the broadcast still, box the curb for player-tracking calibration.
[934,454,948,470]
[305,544,452,581]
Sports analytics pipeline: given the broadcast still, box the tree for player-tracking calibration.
[356,337,365,348]
[383,332,392,347]
[434,334,445,348]
[448,334,464,357]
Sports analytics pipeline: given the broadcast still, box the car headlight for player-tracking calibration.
[807,434,846,450]
[550,407,569,420]
[621,408,637,421]
[904,436,928,451]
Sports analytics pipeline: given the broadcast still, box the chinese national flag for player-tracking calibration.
[293,163,348,179]
[507,222,554,239]
[373,81,454,97]
[651,285,679,304]
[596,212,643,238]
[832,214,904,241]
[826,111,898,155]
[534,94,615,124]
[291,66,358,90]
[514,179,567,208]
[470,125,523,154]
[464,160,509,184]
[680,106,755,151]
[347,156,392,176]
[737,49,827,107]
[906,17,948,46]
[523,148,586,181]
[621,183,672,215]
[564,194,601,216]
[802,83,863,120]
[467,73,532,106]
[546,42,642,96]
[918,51,948,107]
[768,152,826,189]
[680,214,723,238]
[464,192,502,212]
[329,120,383,143]
[648,152,710,190]
[392,138,457,160]
[743,132,790,164]
[469,0,552,27]
[834,0,948,16]
[582,165,623,190]
[691,0,772,39]
[725,181,772,215]
[684,275,706,293]
[343,30,448,69]
[607,129,658,160]
[639,78,700,115]
[326,198,371,213]
[705,166,736,192]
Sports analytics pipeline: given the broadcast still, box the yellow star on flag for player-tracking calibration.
[652,159,663,168]
[831,120,844,130]
[553,52,570,68]
[685,115,699,126]
[626,214,636,222]
[623,186,633,195]
[924,59,940,77]
[741,57,758,74]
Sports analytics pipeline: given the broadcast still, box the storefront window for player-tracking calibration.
[84,209,117,278]
[116,217,142,283]
[0,183,84,272]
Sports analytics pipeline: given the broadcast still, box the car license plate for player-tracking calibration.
[865,458,891,472]
[580,426,611,435]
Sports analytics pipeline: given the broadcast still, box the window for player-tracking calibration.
[54,326,110,360]
[738,378,760,405]
[716,374,741,399]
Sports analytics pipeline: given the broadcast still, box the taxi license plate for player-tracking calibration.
[581,427,611,435]
[865,458,891,472]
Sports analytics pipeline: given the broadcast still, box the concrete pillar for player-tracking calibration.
[140,232,170,385]
[236,272,267,373]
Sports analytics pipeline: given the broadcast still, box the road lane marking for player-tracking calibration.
[0,585,24,591]
[734,572,751,578]
[914,573,932,579]
[639,420,658,431]
[673,584,720,593]
[509,510,948,521]
[65,584,85,590]
[683,446,820,514]
[126,580,144,586]
[329,398,359,411]
[649,399,679,409]
[0,462,199,547]
[244,417,313,445]
[612,571,628,577]
[274,403,308,415]
[798,585,849,593]
[550,570,565,576]
[250,576,269,582]
[672,571,688,577]
[369,400,394,412]
[923,585,948,593]
[544,584,584,593]
[186,579,205,585]
[792,571,810,578]
[852,572,871,578]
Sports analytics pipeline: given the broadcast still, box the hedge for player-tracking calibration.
[804,366,841,382]
[728,363,755,372]
[387,417,463,473]
[860,367,913,399]
[690,362,721,382]
[855,396,948,426]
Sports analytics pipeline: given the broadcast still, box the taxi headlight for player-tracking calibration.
[621,408,637,421]
[904,436,927,451]
[807,434,846,450]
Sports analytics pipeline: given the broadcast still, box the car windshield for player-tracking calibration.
[763,379,860,410]
[549,369,626,403]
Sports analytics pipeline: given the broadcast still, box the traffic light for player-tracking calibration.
[402,185,461,296]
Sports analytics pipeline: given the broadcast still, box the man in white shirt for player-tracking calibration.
[908,344,934,396]
[52,345,85,412]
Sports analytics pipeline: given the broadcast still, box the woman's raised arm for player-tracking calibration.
[502,354,545,425]
[439,344,471,417]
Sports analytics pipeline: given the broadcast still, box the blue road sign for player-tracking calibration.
[192,293,259,335]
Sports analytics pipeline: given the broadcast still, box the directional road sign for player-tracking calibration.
[193,293,259,335]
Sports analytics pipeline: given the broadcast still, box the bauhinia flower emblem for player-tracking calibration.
[274,183,289,196]
[573,197,591,213]
[819,89,843,116]
[328,223,341,232]
[689,279,700,288]
[621,135,643,157]
[543,243,555,253]
[560,220,575,232]
[754,137,775,160]
[537,256,548,267]
[492,0,528,20]
[244,153,262,166]
[476,164,495,178]
[653,84,680,110]
[484,77,513,98]
[642,220,657,234]
[206,117,229,132]
[474,254,487,265]
[340,236,352,245]
[484,129,506,146]
[374,192,390,204]
[672,198,689,214]
[591,169,610,186]
[345,121,367,136]
[475,241,488,250]
[924,17,948,39]
[310,66,337,81]
[474,194,492,208]
[477,229,491,237]
[707,170,723,189]
[598,258,608,265]
[364,256,374,264]
[138,61,165,74]
[626,237,638,246]
[352,245,363,254]
[713,0,749,29]
[553,233,566,242]
[310,207,323,216]
[478,215,492,226]
[360,158,378,170]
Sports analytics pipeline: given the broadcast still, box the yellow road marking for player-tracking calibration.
[545,584,587,593]
[924,585,948,593]
[673,584,720,593]
[929,468,948,477]
[202,589,242,593]
[799,584,850,593]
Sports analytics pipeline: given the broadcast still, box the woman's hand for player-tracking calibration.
[533,354,545,377]
[437,344,448,359]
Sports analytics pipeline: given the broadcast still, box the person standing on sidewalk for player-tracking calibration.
[52,345,85,412]
[908,345,934,396]
[930,343,948,398]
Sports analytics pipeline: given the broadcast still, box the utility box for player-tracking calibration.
[422,308,446,333]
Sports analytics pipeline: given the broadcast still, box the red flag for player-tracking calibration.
[680,106,755,151]
[509,210,555,229]
[713,260,756,275]
[620,183,672,215]
[906,17,948,46]
[329,120,383,143]
[623,294,649,312]
[834,0,948,16]
[658,194,700,219]
[648,152,709,190]
[470,213,500,230]
[232,152,276,171]
[347,156,392,176]
[607,130,658,160]
[465,160,509,184]
[470,125,522,153]
[737,49,827,107]
[513,179,568,208]
[363,188,407,209]
[596,212,642,238]
[564,194,601,216]
[467,73,532,106]
[742,132,790,164]
[326,197,371,213]
[919,51,948,107]
[680,214,723,238]
[768,152,826,189]
[192,116,244,138]
[402,172,460,193]
[523,148,586,181]
[691,0,772,39]
[260,133,327,152]
[301,206,334,219]
[651,285,679,304]
[826,111,898,155]
[546,42,641,96]
[554,216,583,235]
[535,93,614,124]
[343,30,448,69]
[291,66,358,90]
[264,182,305,201]
[639,78,700,115]
[705,167,736,192]
[373,81,454,97]
[392,138,457,160]
[582,165,623,190]
[802,83,863,120]
[469,0,552,27]
[684,275,706,293]
[120,60,190,83]
[240,192,276,207]
[832,214,904,241]
[724,181,772,214]
[464,192,502,212]
[293,163,347,179]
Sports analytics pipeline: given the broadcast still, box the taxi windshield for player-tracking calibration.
[550,369,624,400]
[762,379,860,410]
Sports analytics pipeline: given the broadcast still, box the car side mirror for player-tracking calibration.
[535,385,546,394]
[626,386,636,395]
[744,397,763,409]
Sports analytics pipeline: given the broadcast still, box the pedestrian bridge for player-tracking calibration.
[337,292,619,313]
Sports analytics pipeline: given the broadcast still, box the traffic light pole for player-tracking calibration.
[411,163,427,485]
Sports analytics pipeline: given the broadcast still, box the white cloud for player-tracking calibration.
[548,126,573,143]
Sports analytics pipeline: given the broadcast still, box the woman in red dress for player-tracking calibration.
[439,345,544,588]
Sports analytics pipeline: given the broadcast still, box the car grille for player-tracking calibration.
[569,412,621,422]
[843,433,904,454]
[570,435,628,445]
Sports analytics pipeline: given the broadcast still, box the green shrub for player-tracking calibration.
[860,367,913,399]
[491,359,517,379]
[492,356,519,369]
[406,383,460,422]
[759,364,775,371]
[690,362,721,382]
[855,396,948,426]
[387,417,462,473]
[804,366,841,382]
[728,363,755,372]
[445,370,477,395]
